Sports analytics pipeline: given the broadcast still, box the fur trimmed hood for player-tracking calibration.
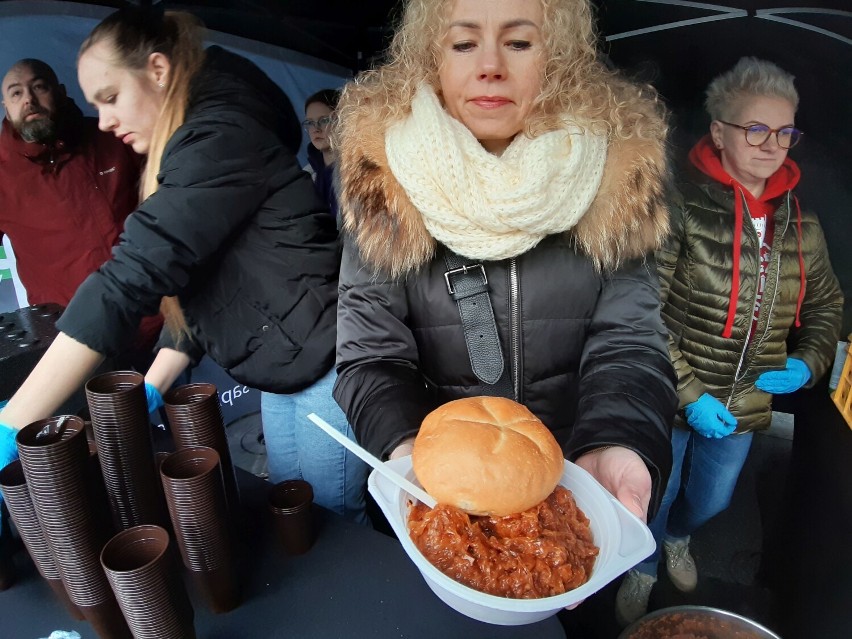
[338,109,670,278]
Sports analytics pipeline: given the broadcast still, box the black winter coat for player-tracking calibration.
[336,239,676,479]
[58,47,340,393]
[333,109,678,514]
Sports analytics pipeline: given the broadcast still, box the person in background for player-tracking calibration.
[0,7,369,525]
[0,59,161,370]
[334,0,677,533]
[615,57,843,625]
[302,89,341,223]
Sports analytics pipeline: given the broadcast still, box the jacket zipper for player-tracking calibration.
[509,258,521,402]
[749,193,790,363]
[726,192,790,409]
[755,249,783,349]
[727,197,762,409]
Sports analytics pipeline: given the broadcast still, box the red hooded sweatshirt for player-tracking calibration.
[688,134,805,338]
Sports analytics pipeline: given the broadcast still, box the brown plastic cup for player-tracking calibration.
[0,460,60,578]
[0,460,84,620]
[159,447,231,568]
[188,562,240,615]
[268,480,315,555]
[101,525,196,639]
[77,600,134,639]
[46,578,85,621]
[85,371,167,531]
[160,447,240,613]
[163,383,240,517]
[16,416,124,617]
[155,451,171,469]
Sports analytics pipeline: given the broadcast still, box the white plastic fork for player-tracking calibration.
[307,413,436,509]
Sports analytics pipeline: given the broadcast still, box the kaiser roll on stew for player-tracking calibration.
[412,396,564,516]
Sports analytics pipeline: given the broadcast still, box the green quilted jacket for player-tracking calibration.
[657,169,843,433]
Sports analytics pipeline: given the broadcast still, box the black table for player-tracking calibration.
[0,304,61,401]
[761,378,852,639]
[0,470,566,639]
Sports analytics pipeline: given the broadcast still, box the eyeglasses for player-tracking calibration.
[717,120,803,149]
[301,116,333,131]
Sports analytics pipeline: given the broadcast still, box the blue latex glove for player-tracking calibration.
[755,357,811,394]
[684,393,738,439]
[0,423,20,504]
[145,383,164,413]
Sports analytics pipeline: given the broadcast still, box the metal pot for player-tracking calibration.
[618,605,782,639]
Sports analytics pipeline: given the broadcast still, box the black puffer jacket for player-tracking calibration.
[58,47,340,393]
[333,104,678,513]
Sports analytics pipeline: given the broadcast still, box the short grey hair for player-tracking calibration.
[705,57,799,122]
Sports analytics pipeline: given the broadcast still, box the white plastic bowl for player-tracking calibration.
[368,456,655,626]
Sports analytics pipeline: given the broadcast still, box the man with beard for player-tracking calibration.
[0,59,161,363]
[1,58,140,307]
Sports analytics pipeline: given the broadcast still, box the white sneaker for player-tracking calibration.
[615,569,656,627]
[663,536,698,592]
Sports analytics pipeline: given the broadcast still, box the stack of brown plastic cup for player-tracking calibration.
[160,446,240,613]
[0,460,83,620]
[101,525,196,639]
[86,371,167,531]
[163,383,240,516]
[268,479,315,555]
[16,416,132,639]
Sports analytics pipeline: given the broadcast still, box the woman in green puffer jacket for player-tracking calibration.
[616,57,843,626]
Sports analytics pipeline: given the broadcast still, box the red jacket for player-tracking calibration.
[0,102,161,348]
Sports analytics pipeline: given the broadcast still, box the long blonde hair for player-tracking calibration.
[337,0,666,146]
[79,8,206,340]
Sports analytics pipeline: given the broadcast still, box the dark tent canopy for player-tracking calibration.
[2,0,850,330]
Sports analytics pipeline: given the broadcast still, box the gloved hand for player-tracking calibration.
[755,357,811,394]
[0,423,20,504]
[684,393,737,439]
[145,383,164,414]
[0,423,18,468]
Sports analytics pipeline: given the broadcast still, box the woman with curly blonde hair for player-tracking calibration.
[338,0,667,144]
[334,0,677,532]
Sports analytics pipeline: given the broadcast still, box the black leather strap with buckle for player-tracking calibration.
[443,248,512,396]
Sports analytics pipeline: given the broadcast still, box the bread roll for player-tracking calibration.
[412,396,564,516]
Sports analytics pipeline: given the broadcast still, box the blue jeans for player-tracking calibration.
[261,368,370,526]
[637,427,753,576]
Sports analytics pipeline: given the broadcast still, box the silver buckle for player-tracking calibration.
[444,264,486,295]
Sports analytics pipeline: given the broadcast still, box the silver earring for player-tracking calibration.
[158,82,165,89]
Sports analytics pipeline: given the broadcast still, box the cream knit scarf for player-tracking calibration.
[385,84,608,261]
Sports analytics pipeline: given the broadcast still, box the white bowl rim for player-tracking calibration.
[368,456,655,614]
